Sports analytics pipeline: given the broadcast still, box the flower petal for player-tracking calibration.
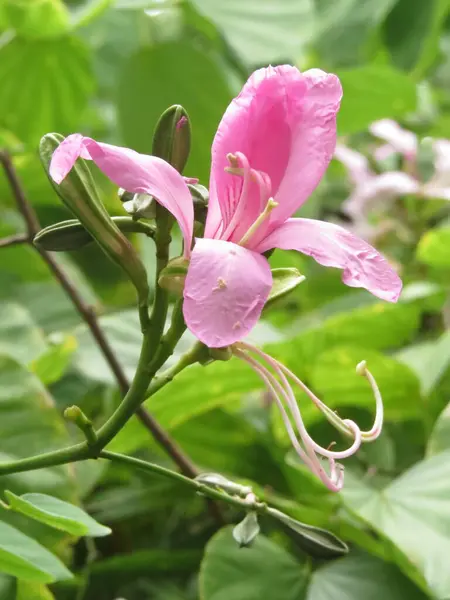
[183,238,272,347]
[50,135,194,257]
[268,69,342,227]
[369,119,417,159]
[205,65,308,240]
[255,218,402,302]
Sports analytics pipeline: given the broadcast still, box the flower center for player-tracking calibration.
[221,152,273,244]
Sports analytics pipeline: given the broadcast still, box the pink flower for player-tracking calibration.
[183,67,402,348]
[50,66,402,349]
[336,119,450,216]
[49,65,393,491]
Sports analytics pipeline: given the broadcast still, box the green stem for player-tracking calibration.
[100,451,266,514]
[0,342,201,476]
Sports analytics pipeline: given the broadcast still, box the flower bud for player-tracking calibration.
[40,133,150,315]
[152,105,191,173]
[158,256,189,294]
[64,405,97,446]
[233,512,260,547]
[34,216,155,252]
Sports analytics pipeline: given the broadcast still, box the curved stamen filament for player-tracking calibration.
[234,348,344,492]
[238,197,278,247]
[238,343,362,460]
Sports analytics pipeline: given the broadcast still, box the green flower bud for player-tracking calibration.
[34,216,155,252]
[152,105,191,173]
[158,256,189,294]
[40,133,150,322]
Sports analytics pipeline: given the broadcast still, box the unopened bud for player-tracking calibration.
[40,134,150,322]
[64,405,97,446]
[158,256,189,294]
[34,216,155,252]
[152,105,191,173]
[356,360,367,376]
[120,189,156,220]
[209,347,233,361]
[195,473,252,497]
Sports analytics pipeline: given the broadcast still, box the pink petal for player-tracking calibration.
[369,120,417,159]
[254,218,402,302]
[183,238,272,347]
[268,69,342,228]
[205,65,308,242]
[334,144,372,186]
[49,135,194,257]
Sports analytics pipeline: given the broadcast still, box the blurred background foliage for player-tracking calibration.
[1,0,450,599]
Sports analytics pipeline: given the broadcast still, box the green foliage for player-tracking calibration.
[4,491,111,537]
[0,521,72,583]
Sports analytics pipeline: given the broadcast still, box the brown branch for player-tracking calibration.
[0,233,28,248]
[0,150,199,479]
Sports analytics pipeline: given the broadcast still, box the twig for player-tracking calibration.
[0,233,28,248]
[0,150,198,478]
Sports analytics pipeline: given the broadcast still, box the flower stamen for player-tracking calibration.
[238,197,278,247]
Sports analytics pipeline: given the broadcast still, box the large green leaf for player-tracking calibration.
[0,355,73,499]
[307,553,428,600]
[0,521,72,583]
[0,35,93,144]
[199,526,309,600]
[342,451,450,599]
[4,491,111,538]
[427,401,450,456]
[336,65,417,134]
[0,303,47,365]
[397,331,450,396]
[383,0,450,75]
[117,41,233,184]
[190,0,314,64]
[417,226,450,268]
[313,0,396,67]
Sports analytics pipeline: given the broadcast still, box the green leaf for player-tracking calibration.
[266,508,348,558]
[117,41,232,184]
[383,0,450,75]
[266,269,305,307]
[16,580,55,600]
[232,512,260,548]
[427,401,450,456]
[0,36,93,144]
[30,334,77,386]
[342,451,450,598]
[417,226,450,268]
[199,526,308,600]
[4,492,111,538]
[190,0,314,64]
[0,521,72,583]
[0,573,15,600]
[0,354,72,497]
[308,553,428,600]
[4,0,70,39]
[313,0,396,67]
[396,331,450,396]
[337,66,417,134]
[0,303,47,364]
